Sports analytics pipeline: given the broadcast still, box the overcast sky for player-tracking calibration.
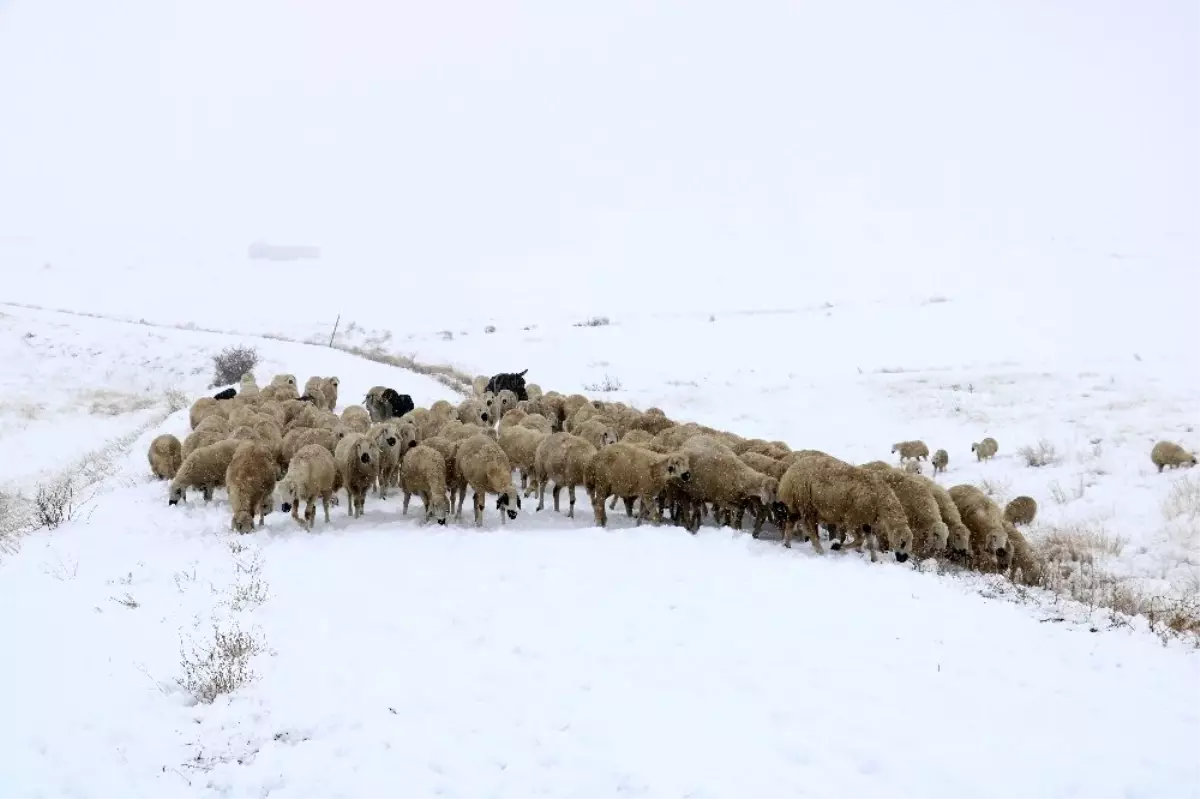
[0,0,1195,305]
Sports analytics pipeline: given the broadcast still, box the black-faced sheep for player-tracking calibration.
[931,449,948,474]
[400,445,450,525]
[454,434,522,527]
[148,434,183,480]
[1151,440,1197,472]
[484,370,529,401]
[226,441,277,533]
[279,444,337,530]
[334,432,380,518]
[971,437,998,462]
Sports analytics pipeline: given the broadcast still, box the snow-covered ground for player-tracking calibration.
[0,300,1197,797]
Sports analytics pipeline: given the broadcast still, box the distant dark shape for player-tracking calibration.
[213,387,237,401]
[485,369,529,401]
[381,388,415,419]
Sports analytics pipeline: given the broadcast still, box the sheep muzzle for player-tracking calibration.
[281,502,292,513]
[359,452,371,464]
[895,551,909,563]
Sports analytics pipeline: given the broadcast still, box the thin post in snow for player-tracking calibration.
[328,314,341,347]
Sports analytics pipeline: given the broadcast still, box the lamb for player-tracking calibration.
[519,413,554,435]
[1003,496,1038,526]
[574,418,619,452]
[778,457,913,563]
[239,372,260,398]
[585,443,691,527]
[1151,440,1197,472]
[497,424,548,496]
[916,476,973,555]
[189,397,225,430]
[533,432,598,518]
[278,444,337,530]
[971,437,999,462]
[226,441,278,533]
[891,440,930,462]
[948,484,1011,571]
[341,405,371,434]
[399,445,451,525]
[334,432,380,518]
[369,421,404,498]
[148,434,183,480]
[168,439,242,504]
[454,434,522,527]
[677,436,779,535]
[931,449,949,474]
[860,462,948,556]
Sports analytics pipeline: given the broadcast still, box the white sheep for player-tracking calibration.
[279,444,337,530]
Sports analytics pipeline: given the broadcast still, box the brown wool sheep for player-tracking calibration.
[585,443,691,527]
[335,432,380,518]
[931,449,948,474]
[971,437,999,462]
[421,436,462,512]
[1003,495,1038,526]
[778,458,913,563]
[1002,521,1042,584]
[574,418,619,452]
[739,451,790,481]
[304,384,331,411]
[322,376,340,409]
[369,421,404,498]
[519,413,554,435]
[538,394,568,431]
[429,399,458,423]
[948,484,1011,571]
[456,398,491,427]
[903,460,922,475]
[472,375,490,397]
[239,372,260,398]
[400,445,450,525]
[226,441,278,533]
[525,383,544,401]
[148,433,183,480]
[227,425,262,444]
[278,444,337,530]
[1151,440,1197,472]
[499,408,528,430]
[341,405,371,434]
[442,422,498,443]
[498,424,548,496]
[620,429,656,447]
[493,389,520,422]
[534,432,598,519]
[916,475,973,555]
[260,383,299,403]
[562,394,591,421]
[182,428,226,461]
[189,397,225,430]
[454,434,521,527]
[860,462,948,556]
[891,440,930,462]
[168,439,243,505]
[678,436,779,535]
[281,427,339,465]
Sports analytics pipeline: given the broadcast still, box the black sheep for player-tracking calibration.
[381,388,415,419]
[484,369,529,401]
[213,387,237,401]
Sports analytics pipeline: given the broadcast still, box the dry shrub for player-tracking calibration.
[1047,476,1087,505]
[211,345,259,387]
[178,622,266,704]
[978,477,1011,504]
[574,316,611,327]
[1036,520,1125,565]
[1162,475,1200,521]
[34,476,76,530]
[1019,438,1059,468]
[584,374,623,393]
[164,387,189,414]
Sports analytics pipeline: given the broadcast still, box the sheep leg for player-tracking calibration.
[473,490,484,527]
[623,497,635,518]
[290,501,302,526]
[536,474,547,512]
[321,492,331,523]
[552,485,562,512]
[402,491,411,514]
[592,490,608,527]
[609,495,618,510]
[567,485,577,519]
[304,500,316,530]
[202,485,214,502]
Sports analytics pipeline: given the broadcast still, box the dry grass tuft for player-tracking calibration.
[584,374,623,393]
[1162,475,1200,521]
[1019,438,1060,468]
[178,622,266,704]
[977,477,1012,504]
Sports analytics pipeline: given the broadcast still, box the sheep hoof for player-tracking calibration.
[831,541,842,551]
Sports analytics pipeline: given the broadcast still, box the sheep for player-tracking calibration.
[519,413,554,436]
[565,402,607,433]
[971,437,999,462]
[931,449,949,474]
[341,405,371,434]
[574,418,619,452]
[778,457,913,563]
[891,440,929,462]
[1003,495,1038,526]
[948,484,1010,571]
[498,408,528,430]
[148,434,183,480]
[441,421,497,443]
[621,429,656,447]
[399,445,450,525]
[532,432,598,518]
[194,414,230,436]
[168,439,242,505]
[301,383,330,411]
[282,426,340,465]
[189,397,225,430]
[860,462,948,556]
[334,432,380,518]
[429,399,458,425]
[525,383,543,401]
[562,394,591,421]
[421,435,462,512]
[454,434,522,527]
[1002,521,1042,585]
[493,389,520,422]
[260,383,298,402]
[484,370,529,400]
[278,444,337,530]
[270,374,298,389]
[369,421,404,498]
[538,394,567,430]
[585,443,691,527]
[322,376,340,409]
[677,436,779,535]
[226,441,278,533]
[497,424,548,496]
[739,451,789,481]
[472,375,490,396]
[239,372,260,398]
[227,425,262,443]
[213,388,237,401]
[456,398,491,427]
[916,475,973,556]
[1151,440,1197,472]
[364,386,415,422]
[903,459,922,475]
[182,428,226,460]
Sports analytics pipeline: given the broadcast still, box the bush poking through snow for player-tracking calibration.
[574,316,611,327]
[34,477,76,530]
[584,374,623,393]
[163,388,189,413]
[484,325,496,334]
[1162,476,1200,521]
[178,622,266,705]
[1019,439,1059,468]
[210,345,259,388]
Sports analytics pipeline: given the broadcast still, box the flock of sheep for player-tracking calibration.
[146,366,1199,584]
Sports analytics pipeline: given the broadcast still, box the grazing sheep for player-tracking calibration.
[400,445,451,525]
[533,432,598,518]
[519,413,554,436]
[168,439,242,505]
[574,418,619,452]
[917,476,973,556]
[239,372,260,398]
[931,449,949,474]
[1002,521,1042,584]
[226,441,278,533]
[860,462,948,556]
[971,437,999,462]
[677,436,779,535]
[148,434,183,480]
[778,457,913,563]
[891,440,930,462]
[498,424,548,496]
[585,443,691,527]
[182,428,226,461]
[369,421,404,498]
[1151,440,1197,472]
[189,397,224,430]
[472,375,490,397]
[279,444,337,530]
[334,432,380,518]
[1003,496,1038,526]
[213,387,237,401]
[484,370,530,401]
[525,383,544,401]
[341,405,371,434]
[948,484,1011,571]
[454,434,522,527]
